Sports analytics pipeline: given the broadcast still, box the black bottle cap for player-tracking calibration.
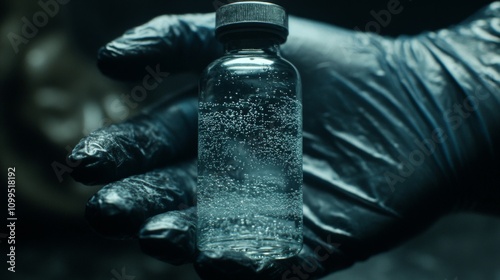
[215,1,289,43]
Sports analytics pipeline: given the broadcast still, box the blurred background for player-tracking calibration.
[0,0,498,279]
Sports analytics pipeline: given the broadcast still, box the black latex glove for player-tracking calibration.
[70,3,500,280]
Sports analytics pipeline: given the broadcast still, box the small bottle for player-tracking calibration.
[197,2,303,259]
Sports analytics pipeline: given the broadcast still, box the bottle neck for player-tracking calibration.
[223,38,281,55]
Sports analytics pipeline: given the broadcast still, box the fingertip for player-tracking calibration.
[68,132,121,185]
[139,208,197,265]
[84,164,197,240]
[85,186,143,239]
[97,44,157,81]
[69,97,198,185]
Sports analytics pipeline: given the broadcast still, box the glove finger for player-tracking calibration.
[97,13,222,81]
[85,161,196,239]
[69,96,197,185]
[139,207,197,265]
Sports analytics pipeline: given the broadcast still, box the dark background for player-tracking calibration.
[1,0,498,279]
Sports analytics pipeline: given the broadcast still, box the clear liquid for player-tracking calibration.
[197,95,303,259]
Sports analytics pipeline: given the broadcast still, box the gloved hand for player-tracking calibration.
[70,3,500,280]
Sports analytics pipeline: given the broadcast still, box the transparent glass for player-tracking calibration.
[197,39,303,259]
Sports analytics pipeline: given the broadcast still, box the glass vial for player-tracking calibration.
[197,2,303,259]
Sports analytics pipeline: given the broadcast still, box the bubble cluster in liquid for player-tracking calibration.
[197,92,303,253]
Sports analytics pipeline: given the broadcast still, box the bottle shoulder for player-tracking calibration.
[199,52,302,101]
[202,54,300,79]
